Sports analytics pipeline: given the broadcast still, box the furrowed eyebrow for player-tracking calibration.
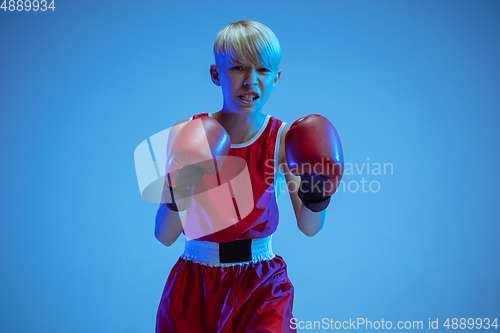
[228,63,244,69]
[227,62,271,71]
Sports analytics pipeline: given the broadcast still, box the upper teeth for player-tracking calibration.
[240,95,258,101]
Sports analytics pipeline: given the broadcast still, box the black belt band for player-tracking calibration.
[219,239,252,263]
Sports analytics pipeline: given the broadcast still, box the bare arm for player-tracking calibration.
[279,124,326,237]
[154,119,189,246]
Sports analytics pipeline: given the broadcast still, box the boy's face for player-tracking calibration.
[210,54,281,115]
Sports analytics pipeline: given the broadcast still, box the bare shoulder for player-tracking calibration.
[168,119,189,142]
[174,119,189,126]
[172,118,189,130]
[278,123,291,168]
[166,119,189,154]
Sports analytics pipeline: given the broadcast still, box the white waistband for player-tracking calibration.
[181,235,275,267]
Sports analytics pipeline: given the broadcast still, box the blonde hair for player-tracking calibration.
[214,20,281,71]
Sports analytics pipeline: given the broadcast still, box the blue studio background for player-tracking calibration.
[1,0,499,332]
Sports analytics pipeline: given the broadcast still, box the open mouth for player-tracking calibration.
[238,94,259,102]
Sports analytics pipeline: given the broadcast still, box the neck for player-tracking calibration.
[212,110,266,144]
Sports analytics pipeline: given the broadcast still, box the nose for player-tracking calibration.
[244,70,258,87]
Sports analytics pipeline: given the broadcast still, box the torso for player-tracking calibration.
[184,112,287,242]
[179,112,290,171]
[212,111,269,145]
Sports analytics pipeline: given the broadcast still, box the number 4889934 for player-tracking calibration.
[1,0,55,11]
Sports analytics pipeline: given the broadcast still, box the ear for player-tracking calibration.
[210,64,221,86]
[271,70,281,90]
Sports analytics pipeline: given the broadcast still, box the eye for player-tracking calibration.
[231,66,243,70]
[259,68,271,73]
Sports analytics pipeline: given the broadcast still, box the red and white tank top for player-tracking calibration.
[182,112,287,243]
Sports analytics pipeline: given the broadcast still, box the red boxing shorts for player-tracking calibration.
[156,235,296,332]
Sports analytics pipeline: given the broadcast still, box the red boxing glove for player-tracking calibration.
[285,114,344,212]
[165,116,231,211]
